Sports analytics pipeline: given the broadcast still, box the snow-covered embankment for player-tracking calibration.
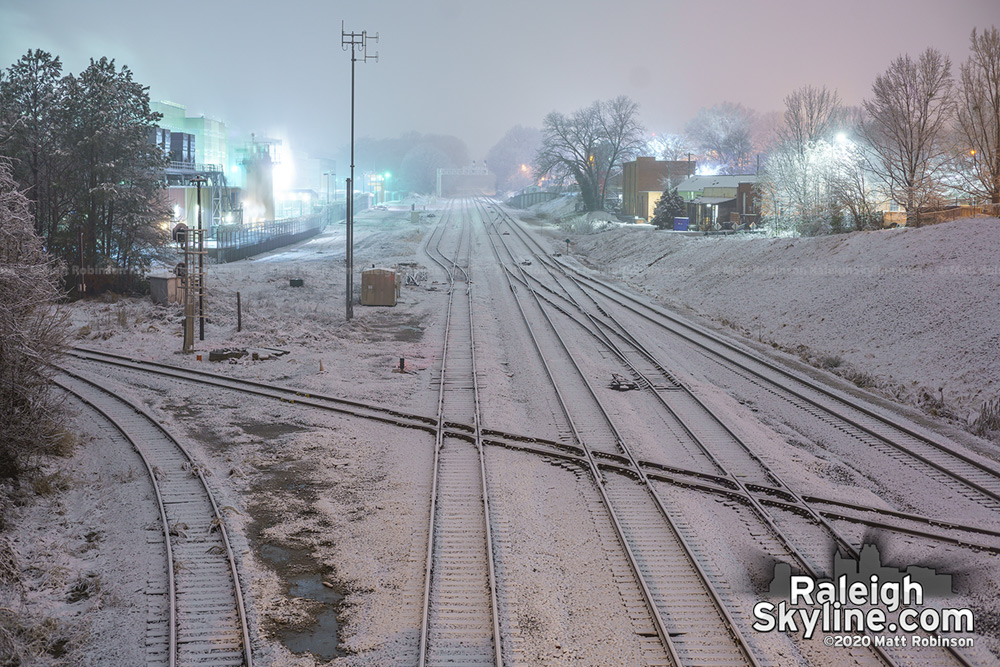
[575,218,1000,434]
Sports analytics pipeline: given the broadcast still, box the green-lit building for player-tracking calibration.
[151,100,230,172]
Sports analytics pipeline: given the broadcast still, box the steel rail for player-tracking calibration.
[417,199,503,666]
[464,202,506,667]
[488,197,975,667]
[478,197,756,666]
[487,427,1000,556]
[66,348,440,432]
[556,243,1000,506]
[52,367,253,667]
[417,198,457,666]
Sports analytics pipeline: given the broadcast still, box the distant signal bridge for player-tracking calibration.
[437,165,496,197]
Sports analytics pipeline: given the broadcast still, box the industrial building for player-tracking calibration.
[147,101,241,234]
[147,100,338,235]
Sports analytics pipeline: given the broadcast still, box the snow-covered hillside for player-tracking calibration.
[573,217,1000,432]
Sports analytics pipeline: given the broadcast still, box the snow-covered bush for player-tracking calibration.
[0,160,67,482]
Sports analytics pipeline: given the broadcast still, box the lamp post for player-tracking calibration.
[322,170,332,204]
[322,170,333,228]
[342,22,378,322]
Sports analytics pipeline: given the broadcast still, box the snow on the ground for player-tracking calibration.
[2,394,155,665]
[7,199,1000,665]
[571,217,1000,431]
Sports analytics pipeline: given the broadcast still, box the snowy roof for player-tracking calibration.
[677,174,757,192]
[689,196,735,205]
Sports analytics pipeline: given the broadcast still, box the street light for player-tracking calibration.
[322,170,334,204]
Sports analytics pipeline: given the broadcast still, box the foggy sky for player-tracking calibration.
[2,0,997,169]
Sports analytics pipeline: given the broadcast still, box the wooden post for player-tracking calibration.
[237,291,242,332]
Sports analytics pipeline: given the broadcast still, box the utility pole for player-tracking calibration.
[190,176,207,341]
[342,21,378,321]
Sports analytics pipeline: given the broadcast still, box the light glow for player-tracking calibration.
[272,143,295,194]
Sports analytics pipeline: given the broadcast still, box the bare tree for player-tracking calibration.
[778,85,843,150]
[861,48,954,221]
[955,26,1000,204]
[758,86,849,235]
[646,132,693,161]
[536,96,644,211]
[485,125,541,192]
[597,96,646,199]
[685,102,757,174]
[0,159,66,481]
[831,139,884,231]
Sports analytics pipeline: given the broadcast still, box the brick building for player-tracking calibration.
[621,157,697,221]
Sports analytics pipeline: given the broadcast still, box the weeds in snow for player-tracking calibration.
[65,574,100,603]
[843,368,879,389]
[972,397,1000,437]
[818,354,843,369]
[30,471,71,497]
[0,610,73,664]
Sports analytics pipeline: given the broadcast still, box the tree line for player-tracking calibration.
[761,27,1000,234]
[0,49,168,290]
[352,132,470,195]
[492,26,999,232]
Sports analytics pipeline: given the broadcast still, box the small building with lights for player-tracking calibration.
[676,174,759,230]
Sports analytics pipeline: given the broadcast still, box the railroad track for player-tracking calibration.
[56,197,997,664]
[479,197,988,666]
[556,236,1000,513]
[489,195,1000,510]
[82,337,1000,560]
[419,199,503,666]
[52,368,253,667]
[66,347,441,434]
[478,203,1000,563]
[475,197,759,666]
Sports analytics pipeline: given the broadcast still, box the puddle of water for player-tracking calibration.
[258,542,344,661]
[241,421,308,439]
[394,324,423,342]
[281,572,343,660]
[368,318,425,342]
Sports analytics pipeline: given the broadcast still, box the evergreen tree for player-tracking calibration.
[0,53,168,289]
[651,187,685,229]
[59,57,168,283]
[0,50,66,248]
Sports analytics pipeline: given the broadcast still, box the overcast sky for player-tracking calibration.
[2,0,997,168]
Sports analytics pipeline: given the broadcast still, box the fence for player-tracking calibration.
[211,215,325,263]
[208,194,370,263]
[507,191,560,209]
[911,203,1000,227]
